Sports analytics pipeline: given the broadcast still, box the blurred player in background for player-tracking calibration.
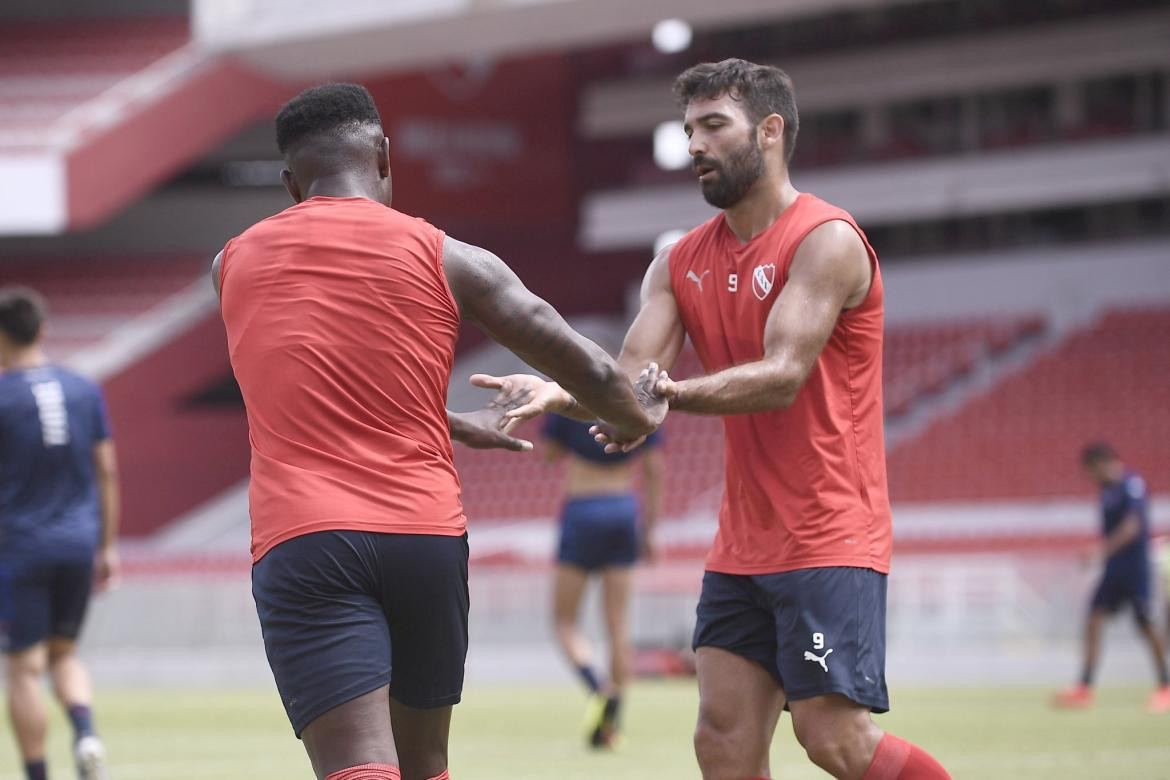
[0,288,118,780]
[1054,443,1170,713]
[215,84,663,780]
[480,58,950,780]
[543,412,662,748]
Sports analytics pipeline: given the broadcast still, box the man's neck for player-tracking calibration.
[4,346,47,371]
[722,175,800,244]
[303,174,379,201]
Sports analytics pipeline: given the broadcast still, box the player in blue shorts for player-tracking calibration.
[0,288,120,780]
[1055,442,1170,713]
[543,415,662,747]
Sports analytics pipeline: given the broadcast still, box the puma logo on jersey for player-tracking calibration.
[752,263,776,300]
[803,648,833,672]
[686,270,711,291]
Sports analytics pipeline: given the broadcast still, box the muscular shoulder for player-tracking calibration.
[789,219,872,306]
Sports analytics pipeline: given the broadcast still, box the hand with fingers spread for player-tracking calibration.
[449,379,542,452]
[469,373,578,432]
[591,362,671,454]
[448,407,534,451]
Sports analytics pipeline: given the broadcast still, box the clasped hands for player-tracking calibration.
[467,363,674,454]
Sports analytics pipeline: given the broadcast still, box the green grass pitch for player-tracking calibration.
[2,682,1167,778]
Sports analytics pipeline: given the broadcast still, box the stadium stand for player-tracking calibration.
[888,305,1170,501]
[0,17,189,143]
[0,255,206,358]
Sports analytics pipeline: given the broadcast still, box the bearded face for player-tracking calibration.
[692,131,765,210]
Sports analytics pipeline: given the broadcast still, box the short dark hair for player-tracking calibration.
[0,286,46,346]
[275,83,383,156]
[673,58,799,163]
[1081,441,1117,465]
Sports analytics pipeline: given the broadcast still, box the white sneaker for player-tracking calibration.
[75,735,109,780]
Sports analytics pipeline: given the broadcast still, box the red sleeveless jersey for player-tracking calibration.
[669,193,892,575]
[219,196,465,562]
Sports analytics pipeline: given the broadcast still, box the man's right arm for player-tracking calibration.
[442,236,657,439]
[93,438,120,589]
[616,245,686,378]
[474,245,686,430]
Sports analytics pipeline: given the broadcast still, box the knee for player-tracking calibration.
[47,640,75,666]
[793,714,877,774]
[7,650,47,681]
[693,712,746,771]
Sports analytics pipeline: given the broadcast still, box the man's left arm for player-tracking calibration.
[659,220,872,415]
[93,439,120,589]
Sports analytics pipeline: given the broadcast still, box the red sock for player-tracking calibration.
[862,734,951,779]
[325,764,401,780]
[426,772,450,780]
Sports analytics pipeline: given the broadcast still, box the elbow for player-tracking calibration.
[769,368,804,410]
[773,385,799,410]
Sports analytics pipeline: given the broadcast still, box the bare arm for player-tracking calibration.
[211,250,223,299]
[93,439,120,588]
[661,220,871,415]
[443,236,656,438]
[617,246,687,378]
[473,245,685,426]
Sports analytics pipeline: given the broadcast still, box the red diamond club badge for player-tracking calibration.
[752,263,776,300]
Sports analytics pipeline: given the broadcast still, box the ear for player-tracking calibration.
[378,136,391,179]
[758,113,785,155]
[280,169,302,203]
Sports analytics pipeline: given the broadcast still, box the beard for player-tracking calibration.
[696,136,765,210]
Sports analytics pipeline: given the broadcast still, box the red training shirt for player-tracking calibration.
[219,196,465,562]
[669,193,892,575]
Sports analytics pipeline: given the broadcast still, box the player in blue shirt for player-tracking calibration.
[543,414,662,748]
[0,288,119,780]
[1054,442,1170,713]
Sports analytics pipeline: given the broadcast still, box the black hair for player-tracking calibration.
[1081,441,1118,465]
[275,83,383,156]
[673,58,800,163]
[0,286,46,346]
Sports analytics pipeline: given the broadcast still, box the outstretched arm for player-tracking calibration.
[475,245,686,427]
[656,220,871,415]
[443,236,659,439]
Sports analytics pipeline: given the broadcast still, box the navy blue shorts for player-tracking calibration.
[1092,570,1150,619]
[0,554,94,654]
[252,530,469,737]
[556,495,639,571]
[693,567,889,712]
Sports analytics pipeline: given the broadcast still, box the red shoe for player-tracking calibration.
[1147,685,1170,714]
[1052,684,1094,709]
